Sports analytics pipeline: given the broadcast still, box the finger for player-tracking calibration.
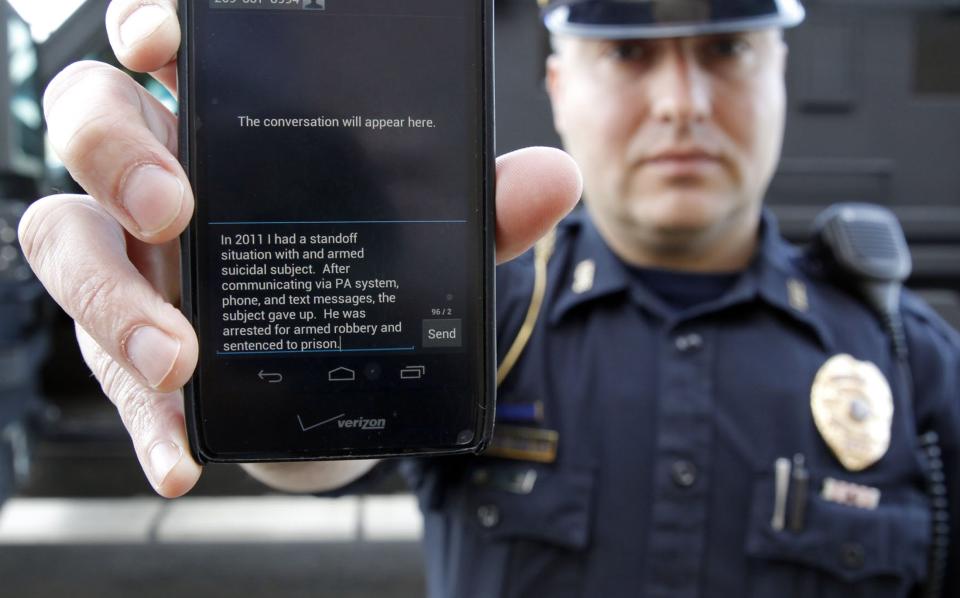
[77,324,201,497]
[18,195,198,393]
[494,147,582,263]
[44,61,192,243]
[106,0,180,78]
[127,235,181,306]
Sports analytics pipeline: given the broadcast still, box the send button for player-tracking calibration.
[423,319,462,348]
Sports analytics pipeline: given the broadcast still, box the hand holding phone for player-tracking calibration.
[19,0,581,495]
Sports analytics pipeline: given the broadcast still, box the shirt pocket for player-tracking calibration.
[462,463,596,598]
[743,472,930,598]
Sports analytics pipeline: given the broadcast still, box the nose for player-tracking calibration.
[648,43,711,126]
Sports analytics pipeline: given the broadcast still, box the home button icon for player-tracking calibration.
[328,366,356,382]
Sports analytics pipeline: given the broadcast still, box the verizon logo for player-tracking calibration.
[338,417,386,431]
[297,413,387,432]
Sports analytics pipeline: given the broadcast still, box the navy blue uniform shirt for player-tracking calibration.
[392,208,960,598]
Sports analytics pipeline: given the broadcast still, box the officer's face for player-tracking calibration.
[547,30,788,266]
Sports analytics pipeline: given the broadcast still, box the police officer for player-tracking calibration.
[394,2,958,597]
[16,2,960,598]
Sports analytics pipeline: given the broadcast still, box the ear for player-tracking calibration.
[545,53,567,134]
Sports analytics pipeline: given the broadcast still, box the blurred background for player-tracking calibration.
[0,0,957,596]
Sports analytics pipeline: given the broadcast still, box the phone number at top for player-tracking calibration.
[210,0,302,9]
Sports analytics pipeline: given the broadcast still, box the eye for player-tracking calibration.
[703,36,752,59]
[606,41,652,63]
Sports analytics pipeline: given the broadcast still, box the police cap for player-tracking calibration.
[540,0,806,39]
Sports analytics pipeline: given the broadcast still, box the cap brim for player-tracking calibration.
[544,5,805,39]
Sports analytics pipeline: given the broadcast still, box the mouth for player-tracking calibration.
[643,148,723,172]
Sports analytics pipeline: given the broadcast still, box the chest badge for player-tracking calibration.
[810,354,894,471]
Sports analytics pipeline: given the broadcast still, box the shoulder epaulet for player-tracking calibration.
[901,290,960,349]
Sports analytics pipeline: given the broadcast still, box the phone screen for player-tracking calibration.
[181,0,493,460]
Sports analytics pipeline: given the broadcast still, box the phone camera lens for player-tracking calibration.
[363,363,382,381]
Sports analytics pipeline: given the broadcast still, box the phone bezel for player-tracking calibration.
[177,1,496,464]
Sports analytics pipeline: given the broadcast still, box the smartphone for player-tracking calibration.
[178,0,494,463]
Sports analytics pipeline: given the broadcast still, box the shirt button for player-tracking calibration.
[675,333,703,353]
[477,504,501,528]
[671,460,698,488]
[840,542,865,570]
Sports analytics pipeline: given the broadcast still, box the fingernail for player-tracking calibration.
[148,441,182,487]
[121,165,184,236]
[120,4,169,48]
[126,326,181,388]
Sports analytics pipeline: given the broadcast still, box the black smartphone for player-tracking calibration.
[178,0,495,463]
